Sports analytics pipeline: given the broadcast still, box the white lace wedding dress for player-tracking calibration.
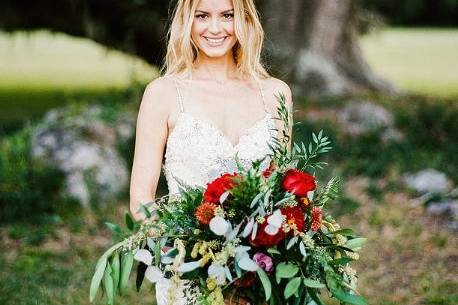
[155,75,276,305]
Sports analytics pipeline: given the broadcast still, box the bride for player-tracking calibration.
[129,0,292,303]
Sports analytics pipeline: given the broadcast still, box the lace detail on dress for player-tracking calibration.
[162,75,276,194]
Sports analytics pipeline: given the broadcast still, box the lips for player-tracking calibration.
[204,36,227,46]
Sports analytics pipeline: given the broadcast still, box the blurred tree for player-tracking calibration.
[0,0,396,97]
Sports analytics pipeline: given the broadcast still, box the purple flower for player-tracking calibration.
[253,252,274,272]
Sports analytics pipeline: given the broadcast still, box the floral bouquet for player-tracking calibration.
[90,93,367,305]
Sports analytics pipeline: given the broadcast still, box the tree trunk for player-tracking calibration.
[260,0,398,97]
[0,0,397,97]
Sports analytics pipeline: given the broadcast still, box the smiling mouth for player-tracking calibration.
[204,36,227,46]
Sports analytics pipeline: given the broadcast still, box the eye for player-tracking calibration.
[195,14,208,20]
[223,13,234,20]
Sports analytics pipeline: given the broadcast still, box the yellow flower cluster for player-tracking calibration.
[205,278,225,305]
[334,234,348,246]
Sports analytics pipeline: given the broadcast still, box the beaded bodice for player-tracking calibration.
[162,76,276,195]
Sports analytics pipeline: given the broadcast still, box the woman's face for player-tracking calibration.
[191,0,238,59]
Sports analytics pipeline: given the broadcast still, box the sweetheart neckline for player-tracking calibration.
[167,112,274,150]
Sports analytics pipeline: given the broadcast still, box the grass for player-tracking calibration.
[0,30,156,90]
[324,177,458,305]
[361,28,458,97]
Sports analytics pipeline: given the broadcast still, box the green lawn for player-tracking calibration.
[361,28,458,97]
[0,30,157,90]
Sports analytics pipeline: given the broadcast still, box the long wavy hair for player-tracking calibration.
[161,0,270,80]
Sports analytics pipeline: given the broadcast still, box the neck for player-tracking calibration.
[192,50,239,81]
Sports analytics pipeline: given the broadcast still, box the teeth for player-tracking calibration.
[205,37,225,43]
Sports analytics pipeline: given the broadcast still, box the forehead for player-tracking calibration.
[195,0,234,12]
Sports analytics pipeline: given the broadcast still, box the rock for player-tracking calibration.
[427,200,458,216]
[403,169,452,195]
[427,200,458,231]
[337,100,402,141]
[31,104,135,207]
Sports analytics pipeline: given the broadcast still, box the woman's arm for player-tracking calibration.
[129,78,172,222]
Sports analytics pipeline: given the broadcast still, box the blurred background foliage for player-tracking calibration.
[0,1,457,304]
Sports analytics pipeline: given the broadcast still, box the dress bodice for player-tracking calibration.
[162,75,276,195]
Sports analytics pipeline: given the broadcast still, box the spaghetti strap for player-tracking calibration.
[253,76,269,114]
[171,77,185,113]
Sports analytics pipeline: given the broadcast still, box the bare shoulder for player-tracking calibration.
[141,76,177,111]
[262,77,293,112]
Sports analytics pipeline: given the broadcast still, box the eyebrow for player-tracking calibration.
[195,9,234,14]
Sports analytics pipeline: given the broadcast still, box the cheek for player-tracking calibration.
[191,22,205,39]
[225,22,235,36]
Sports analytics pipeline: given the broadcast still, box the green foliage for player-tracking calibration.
[0,126,78,224]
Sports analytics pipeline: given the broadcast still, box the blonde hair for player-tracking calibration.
[161,0,270,80]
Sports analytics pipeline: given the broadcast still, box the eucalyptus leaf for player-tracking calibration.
[257,268,272,301]
[345,238,367,251]
[111,252,120,295]
[275,263,299,283]
[303,278,325,288]
[89,257,107,302]
[125,213,135,231]
[102,262,114,305]
[89,241,125,302]
[328,228,356,237]
[286,236,298,250]
[104,222,122,236]
[119,252,134,295]
[299,241,307,257]
[250,193,264,208]
[267,248,281,255]
[284,277,301,299]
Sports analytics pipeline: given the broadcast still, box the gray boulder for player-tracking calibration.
[337,100,402,141]
[31,104,135,207]
[403,169,452,195]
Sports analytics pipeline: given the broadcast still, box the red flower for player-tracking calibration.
[281,205,305,234]
[262,168,273,178]
[250,218,286,248]
[233,272,256,287]
[195,202,217,225]
[281,169,316,197]
[203,173,238,204]
[311,207,322,232]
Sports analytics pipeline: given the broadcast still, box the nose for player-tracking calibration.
[208,16,222,34]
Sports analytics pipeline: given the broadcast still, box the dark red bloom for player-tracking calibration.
[281,205,305,234]
[281,169,316,197]
[195,202,217,225]
[233,272,256,287]
[203,173,237,203]
[311,207,322,232]
[250,218,286,248]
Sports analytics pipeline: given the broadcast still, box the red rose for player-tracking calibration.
[203,173,237,203]
[281,205,305,234]
[281,169,316,197]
